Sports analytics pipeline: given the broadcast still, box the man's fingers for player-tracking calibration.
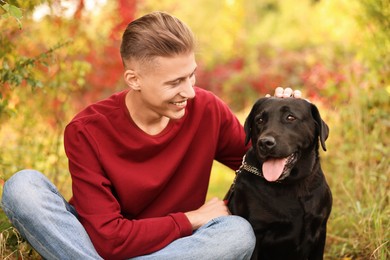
[274,87,284,97]
[293,90,302,98]
[267,87,302,98]
[282,87,293,97]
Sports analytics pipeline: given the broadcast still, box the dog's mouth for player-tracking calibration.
[262,152,298,182]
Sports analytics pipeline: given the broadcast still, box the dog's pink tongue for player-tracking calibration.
[262,158,287,182]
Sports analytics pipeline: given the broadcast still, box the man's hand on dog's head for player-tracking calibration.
[266,87,302,98]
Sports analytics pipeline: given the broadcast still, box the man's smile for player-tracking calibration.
[171,100,187,107]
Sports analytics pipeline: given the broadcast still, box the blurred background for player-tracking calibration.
[0,0,389,259]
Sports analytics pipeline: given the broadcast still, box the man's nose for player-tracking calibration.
[180,77,196,99]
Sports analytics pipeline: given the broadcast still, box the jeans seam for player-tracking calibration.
[1,202,59,260]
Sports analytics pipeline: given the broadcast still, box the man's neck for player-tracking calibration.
[125,90,170,135]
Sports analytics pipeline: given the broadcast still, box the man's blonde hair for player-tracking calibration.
[120,11,195,68]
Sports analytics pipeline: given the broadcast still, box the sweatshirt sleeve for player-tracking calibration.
[64,121,193,260]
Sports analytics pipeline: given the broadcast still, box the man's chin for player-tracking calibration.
[167,110,186,120]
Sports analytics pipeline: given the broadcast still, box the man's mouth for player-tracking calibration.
[171,100,187,107]
[262,152,298,182]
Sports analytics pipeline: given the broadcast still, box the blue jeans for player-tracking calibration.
[1,170,255,260]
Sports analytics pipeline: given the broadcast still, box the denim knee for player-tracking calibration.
[134,215,256,260]
[1,170,50,219]
[221,215,256,257]
[200,215,255,259]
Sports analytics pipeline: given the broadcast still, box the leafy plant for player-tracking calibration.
[0,1,23,28]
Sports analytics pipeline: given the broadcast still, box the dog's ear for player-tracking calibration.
[244,98,266,145]
[244,115,253,146]
[310,103,329,151]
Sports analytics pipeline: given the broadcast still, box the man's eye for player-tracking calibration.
[287,115,296,121]
[171,80,181,86]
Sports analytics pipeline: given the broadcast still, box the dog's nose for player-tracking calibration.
[259,136,276,151]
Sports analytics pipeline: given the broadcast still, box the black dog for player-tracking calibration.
[226,97,332,260]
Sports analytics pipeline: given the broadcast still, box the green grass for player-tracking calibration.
[207,161,235,200]
[319,88,390,259]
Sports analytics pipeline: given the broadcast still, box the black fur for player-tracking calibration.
[227,98,332,260]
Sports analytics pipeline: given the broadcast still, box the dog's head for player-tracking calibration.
[244,97,329,182]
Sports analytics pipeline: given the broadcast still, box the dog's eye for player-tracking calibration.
[257,117,264,124]
[287,115,296,121]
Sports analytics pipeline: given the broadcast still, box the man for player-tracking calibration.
[1,11,301,259]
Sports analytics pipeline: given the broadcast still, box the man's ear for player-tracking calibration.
[124,69,141,91]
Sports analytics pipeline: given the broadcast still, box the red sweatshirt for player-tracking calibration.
[64,87,248,259]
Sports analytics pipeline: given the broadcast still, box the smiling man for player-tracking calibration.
[123,53,197,134]
[2,11,299,260]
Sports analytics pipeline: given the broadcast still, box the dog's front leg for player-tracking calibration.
[308,223,327,260]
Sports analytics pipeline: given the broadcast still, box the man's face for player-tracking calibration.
[136,52,197,121]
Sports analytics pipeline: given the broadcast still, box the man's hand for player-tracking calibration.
[185,197,230,230]
[266,87,302,98]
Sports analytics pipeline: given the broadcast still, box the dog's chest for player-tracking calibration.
[233,174,325,233]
